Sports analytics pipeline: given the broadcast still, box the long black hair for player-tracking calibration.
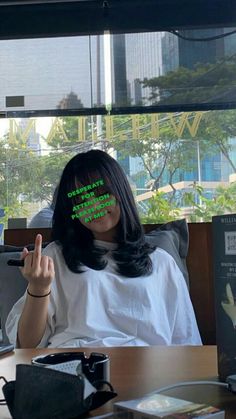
[51,149,156,277]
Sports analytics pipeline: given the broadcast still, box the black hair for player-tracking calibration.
[51,149,156,277]
[50,185,59,211]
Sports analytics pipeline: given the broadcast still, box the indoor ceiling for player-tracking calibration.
[0,0,234,39]
[0,0,94,4]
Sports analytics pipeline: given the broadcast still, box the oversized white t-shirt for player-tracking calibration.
[6,240,202,347]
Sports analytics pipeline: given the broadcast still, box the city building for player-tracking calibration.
[0,35,105,112]
[110,29,236,216]
[124,32,163,106]
[159,30,236,210]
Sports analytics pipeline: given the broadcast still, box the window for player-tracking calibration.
[1,26,236,240]
[1,109,236,236]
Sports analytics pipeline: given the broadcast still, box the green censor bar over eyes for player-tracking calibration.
[68,177,116,222]
[84,210,107,222]
[71,198,116,220]
[72,193,110,211]
[67,179,104,198]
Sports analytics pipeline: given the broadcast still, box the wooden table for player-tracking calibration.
[0,346,235,418]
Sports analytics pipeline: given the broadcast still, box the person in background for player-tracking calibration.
[6,150,202,348]
[28,186,58,228]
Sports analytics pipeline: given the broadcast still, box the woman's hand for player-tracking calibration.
[20,234,55,295]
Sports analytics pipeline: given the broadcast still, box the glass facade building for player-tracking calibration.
[0,35,105,112]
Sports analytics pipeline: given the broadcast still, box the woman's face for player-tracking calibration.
[72,177,121,241]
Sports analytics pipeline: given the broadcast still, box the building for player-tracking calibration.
[161,29,226,73]
[158,29,236,208]
[111,32,162,186]
[18,118,41,155]
[111,29,236,213]
[111,34,128,107]
[0,35,105,112]
[124,32,163,106]
[57,91,84,109]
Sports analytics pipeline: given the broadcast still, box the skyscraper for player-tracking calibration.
[161,29,225,74]
[0,35,105,113]
[160,29,236,201]
[111,32,163,180]
[125,32,163,106]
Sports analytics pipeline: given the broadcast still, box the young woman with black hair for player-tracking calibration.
[6,150,202,348]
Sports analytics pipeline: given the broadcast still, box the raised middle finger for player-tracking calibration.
[32,234,42,271]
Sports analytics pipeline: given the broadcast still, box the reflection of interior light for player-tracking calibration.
[104,31,112,112]
[137,395,190,413]
[138,399,171,410]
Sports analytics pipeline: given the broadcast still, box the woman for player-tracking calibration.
[6,150,202,348]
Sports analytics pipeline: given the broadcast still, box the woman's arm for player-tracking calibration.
[17,284,51,348]
[17,234,55,348]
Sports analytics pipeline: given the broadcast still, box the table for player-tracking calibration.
[0,346,235,418]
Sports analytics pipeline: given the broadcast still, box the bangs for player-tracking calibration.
[69,166,118,209]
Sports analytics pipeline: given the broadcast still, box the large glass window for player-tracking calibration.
[1,27,236,242]
[1,28,236,115]
[0,35,105,113]
[1,109,236,241]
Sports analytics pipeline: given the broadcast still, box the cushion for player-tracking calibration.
[0,243,49,344]
[145,219,189,288]
[0,250,27,343]
[0,243,49,253]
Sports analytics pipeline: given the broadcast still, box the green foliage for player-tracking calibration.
[194,109,236,172]
[138,182,236,224]
[183,182,236,222]
[1,203,28,229]
[47,116,91,148]
[0,136,42,208]
[107,113,200,193]
[0,132,75,225]
[140,191,181,223]
[1,107,236,229]
[142,56,236,105]
[30,152,74,205]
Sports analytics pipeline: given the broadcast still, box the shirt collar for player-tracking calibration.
[93,239,118,250]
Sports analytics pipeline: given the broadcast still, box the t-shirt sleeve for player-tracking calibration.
[168,257,202,345]
[157,249,202,346]
[5,243,57,348]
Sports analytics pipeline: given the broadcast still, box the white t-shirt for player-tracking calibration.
[6,240,202,348]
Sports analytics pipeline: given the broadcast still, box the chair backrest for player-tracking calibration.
[2,223,216,344]
[0,250,27,343]
[4,227,52,246]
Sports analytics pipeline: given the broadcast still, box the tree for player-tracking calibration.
[0,134,42,225]
[29,151,74,205]
[142,55,236,106]
[194,110,236,172]
[140,191,180,223]
[183,182,236,222]
[0,127,76,226]
[106,113,203,201]
[141,59,236,173]
[3,109,234,226]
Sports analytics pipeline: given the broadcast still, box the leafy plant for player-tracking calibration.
[183,182,236,222]
[140,191,181,223]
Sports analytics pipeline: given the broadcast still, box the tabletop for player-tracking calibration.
[0,346,235,418]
